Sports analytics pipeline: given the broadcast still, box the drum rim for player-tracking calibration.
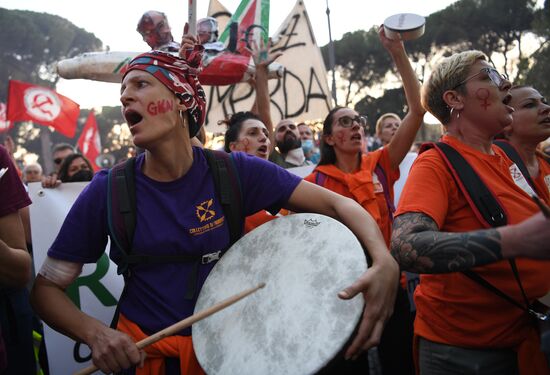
[383,13,426,32]
[193,213,367,374]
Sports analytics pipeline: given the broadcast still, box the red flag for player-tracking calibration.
[0,103,12,133]
[6,80,79,138]
[77,111,101,171]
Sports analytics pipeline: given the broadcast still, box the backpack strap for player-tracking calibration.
[423,142,507,228]
[493,140,537,192]
[423,142,541,318]
[107,151,244,304]
[203,148,244,245]
[374,163,396,221]
[313,170,327,187]
[107,157,137,276]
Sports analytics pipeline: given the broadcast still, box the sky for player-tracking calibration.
[0,0,471,108]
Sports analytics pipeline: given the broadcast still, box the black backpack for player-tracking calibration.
[106,148,244,318]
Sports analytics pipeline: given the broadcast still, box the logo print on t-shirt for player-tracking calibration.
[509,164,536,197]
[196,199,216,222]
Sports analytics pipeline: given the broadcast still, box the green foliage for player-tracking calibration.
[355,88,407,132]
[0,8,102,99]
[0,8,105,167]
[322,0,547,130]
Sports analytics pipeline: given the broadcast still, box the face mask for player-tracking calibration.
[67,169,94,182]
[302,139,314,154]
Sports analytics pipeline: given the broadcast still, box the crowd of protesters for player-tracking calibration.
[1,9,550,375]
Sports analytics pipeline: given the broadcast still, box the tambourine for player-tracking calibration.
[383,13,426,41]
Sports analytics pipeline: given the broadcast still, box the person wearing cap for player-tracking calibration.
[31,33,399,374]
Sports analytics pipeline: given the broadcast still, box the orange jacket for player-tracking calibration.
[304,148,399,246]
[117,313,205,375]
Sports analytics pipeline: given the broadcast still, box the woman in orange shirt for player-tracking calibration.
[392,49,550,374]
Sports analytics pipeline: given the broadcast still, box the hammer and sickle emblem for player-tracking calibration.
[32,94,54,117]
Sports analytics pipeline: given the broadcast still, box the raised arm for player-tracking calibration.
[286,180,399,359]
[391,210,550,274]
[379,26,425,169]
[249,39,282,146]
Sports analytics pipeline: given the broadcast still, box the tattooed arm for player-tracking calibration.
[391,211,550,273]
[391,212,503,273]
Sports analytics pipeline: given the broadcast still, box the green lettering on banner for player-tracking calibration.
[65,254,117,309]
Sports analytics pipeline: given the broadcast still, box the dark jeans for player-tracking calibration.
[319,286,414,375]
[378,286,415,375]
[419,337,519,375]
[0,287,36,375]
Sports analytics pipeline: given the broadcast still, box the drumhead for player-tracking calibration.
[193,213,367,374]
[383,13,426,40]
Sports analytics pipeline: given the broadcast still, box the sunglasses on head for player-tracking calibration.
[336,115,368,128]
[452,67,508,90]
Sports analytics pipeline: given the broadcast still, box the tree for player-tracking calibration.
[321,28,392,107]
[0,8,102,98]
[523,0,550,94]
[0,8,102,168]
[322,0,544,133]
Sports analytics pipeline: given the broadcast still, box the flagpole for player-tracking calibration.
[326,0,337,106]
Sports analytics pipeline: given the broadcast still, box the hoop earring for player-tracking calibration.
[450,107,460,120]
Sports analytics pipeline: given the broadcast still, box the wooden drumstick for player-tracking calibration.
[74,283,266,375]
[532,195,550,218]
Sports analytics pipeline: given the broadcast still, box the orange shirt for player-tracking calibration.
[533,152,550,205]
[396,135,550,349]
[244,209,289,234]
[304,148,399,246]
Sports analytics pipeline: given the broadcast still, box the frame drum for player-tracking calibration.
[193,213,367,374]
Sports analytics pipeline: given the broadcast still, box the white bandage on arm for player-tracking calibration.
[39,256,83,289]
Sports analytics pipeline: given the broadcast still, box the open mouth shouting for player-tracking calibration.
[124,109,144,132]
[256,144,269,158]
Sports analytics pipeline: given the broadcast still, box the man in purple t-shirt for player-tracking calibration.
[0,144,34,374]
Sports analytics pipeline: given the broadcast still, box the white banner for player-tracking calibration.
[204,0,333,132]
[28,182,123,375]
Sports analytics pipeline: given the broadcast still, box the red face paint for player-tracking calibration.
[475,88,491,110]
[241,138,250,153]
[335,131,346,146]
[147,99,174,115]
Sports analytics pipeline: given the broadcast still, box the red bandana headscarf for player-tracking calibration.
[123,48,207,137]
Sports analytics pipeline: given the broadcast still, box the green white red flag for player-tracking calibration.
[218,0,270,54]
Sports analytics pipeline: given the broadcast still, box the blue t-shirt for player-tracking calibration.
[48,147,301,335]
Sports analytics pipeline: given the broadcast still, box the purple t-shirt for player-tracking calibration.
[48,147,301,335]
[0,145,31,216]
